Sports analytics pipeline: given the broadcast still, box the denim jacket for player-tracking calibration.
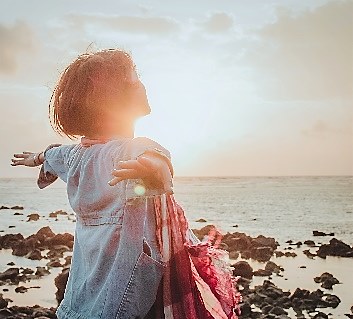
[37,137,173,319]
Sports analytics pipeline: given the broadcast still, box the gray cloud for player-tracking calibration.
[203,12,234,33]
[246,0,353,100]
[0,21,35,74]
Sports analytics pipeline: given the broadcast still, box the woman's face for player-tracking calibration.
[128,69,151,117]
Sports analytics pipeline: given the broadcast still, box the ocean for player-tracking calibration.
[0,176,352,317]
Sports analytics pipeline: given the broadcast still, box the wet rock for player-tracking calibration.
[304,240,316,247]
[313,230,334,237]
[10,205,24,210]
[49,209,67,218]
[55,267,70,304]
[270,306,287,315]
[15,286,28,293]
[232,261,253,279]
[7,262,15,266]
[13,212,23,216]
[195,218,207,222]
[251,247,273,262]
[27,213,40,221]
[44,233,74,249]
[321,294,341,308]
[0,294,8,308]
[0,233,24,249]
[64,256,72,266]
[35,226,56,241]
[317,238,353,258]
[303,249,316,259]
[265,261,283,274]
[228,251,239,259]
[26,249,42,260]
[47,259,62,268]
[0,205,10,209]
[253,269,272,277]
[35,266,50,277]
[0,268,19,281]
[314,272,339,289]
[313,312,328,319]
[21,268,34,275]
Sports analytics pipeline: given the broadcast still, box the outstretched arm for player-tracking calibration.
[11,150,45,167]
[108,149,174,194]
[11,143,63,167]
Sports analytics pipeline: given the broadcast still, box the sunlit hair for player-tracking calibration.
[49,49,136,140]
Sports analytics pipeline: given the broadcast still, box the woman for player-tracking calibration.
[11,49,241,319]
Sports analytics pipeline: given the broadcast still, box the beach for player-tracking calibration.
[0,176,352,318]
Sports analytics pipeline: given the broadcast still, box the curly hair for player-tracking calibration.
[49,49,136,140]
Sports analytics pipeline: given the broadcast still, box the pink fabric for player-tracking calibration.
[154,194,242,319]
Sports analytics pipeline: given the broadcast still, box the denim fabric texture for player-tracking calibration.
[38,137,172,319]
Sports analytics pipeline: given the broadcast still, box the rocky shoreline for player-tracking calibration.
[0,207,353,318]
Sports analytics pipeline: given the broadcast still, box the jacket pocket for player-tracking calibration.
[115,251,166,319]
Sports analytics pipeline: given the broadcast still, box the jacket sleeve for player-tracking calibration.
[118,137,174,201]
[37,143,75,189]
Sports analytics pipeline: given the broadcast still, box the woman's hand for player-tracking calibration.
[11,151,44,167]
[109,153,173,192]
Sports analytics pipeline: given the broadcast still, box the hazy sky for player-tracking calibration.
[0,0,352,178]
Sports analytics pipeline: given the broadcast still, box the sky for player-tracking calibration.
[0,0,352,178]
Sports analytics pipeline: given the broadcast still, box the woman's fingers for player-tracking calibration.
[11,158,25,166]
[137,156,159,172]
[108,176,123,186]
[116,160,146,171]
[13,153,30,158]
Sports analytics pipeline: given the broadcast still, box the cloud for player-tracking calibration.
[66,13,180,35]
[203,12,234,33]
[246,0,353,100]
[0,21,35,74]
[301,118,352,138]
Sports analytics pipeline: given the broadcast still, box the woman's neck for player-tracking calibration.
[86,121,135,139]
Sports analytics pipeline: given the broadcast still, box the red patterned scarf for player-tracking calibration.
[154,194,242,319]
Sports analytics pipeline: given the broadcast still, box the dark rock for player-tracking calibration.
[10,205,24,210]
[270,306,287,315]
[321,294,341,308]
[232,261,253,279]
[314,272,339,289]
[44,233,74,248]
[27,213,40,221]
[0,268,19,281]
[0,233,24,249]
[47,259,62,268]
[35,266,50,277]
[0,295,8,308]
[55,267,70,303]
[0,206,10,209]
[251,247,273,262]
[195,218,207,222]
[265,261,283,274]
[313,230,334,237]
[304,240,316,247]
[239,302,252,316]
[253,269,272,277]
[317,238,353,258]
[313,312,328,319]
[21,268,34,275]
[303,249,316,259]
[228,251,239,260]
[15,286,28,293]
[26,249,42,260]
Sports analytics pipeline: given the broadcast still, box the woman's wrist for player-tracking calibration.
[34,151,44,166]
